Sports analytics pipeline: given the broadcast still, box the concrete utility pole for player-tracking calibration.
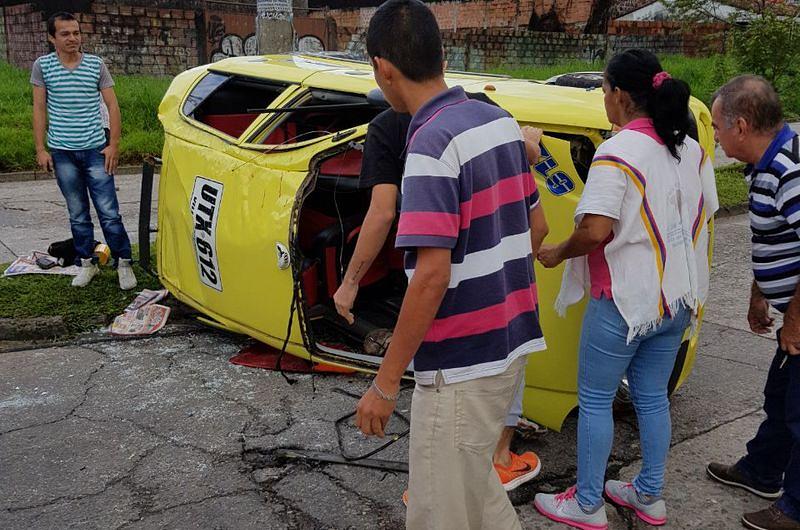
[256,0,294,54]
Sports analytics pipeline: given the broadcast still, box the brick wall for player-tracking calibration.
[341,23,728,72]
[312,0,536,32]
[608,20,728,56]
[78,2,200,75]
[1,1,200,74]
[4,3,48,70]
[0,7,8,62]
[311,0,645,34]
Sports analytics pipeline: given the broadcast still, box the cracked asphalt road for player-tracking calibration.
[0,177,782,528]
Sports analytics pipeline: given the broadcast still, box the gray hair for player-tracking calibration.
[711,75,783,133]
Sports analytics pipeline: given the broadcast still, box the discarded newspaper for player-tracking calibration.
[125,289,169,312]
[2,252,81,277]
[111,304,171,336]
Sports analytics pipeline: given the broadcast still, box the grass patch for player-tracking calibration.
[715,163,749,209]
[0,247,162,337]
[0,62,171,172]
[493,54,800,119]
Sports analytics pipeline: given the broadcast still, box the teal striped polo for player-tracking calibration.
[31,52,110,150]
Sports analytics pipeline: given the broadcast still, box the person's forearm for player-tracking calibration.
[555,223,605,260]
[108,102,121,147]
[342,207,394,286]
[530,206,548,255]
[751,280,765,302]
[374,272,449,389]
[784,282,800,320]
[33,106,47,153]
[531,229,547,256]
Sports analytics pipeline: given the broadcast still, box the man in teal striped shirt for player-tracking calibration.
[31,11,136,290]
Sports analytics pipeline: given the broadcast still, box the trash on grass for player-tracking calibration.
[124,289,169,312]
[2,252,81,277]
[111,304,171,336]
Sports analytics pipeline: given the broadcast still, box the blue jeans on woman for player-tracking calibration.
[575,295,691,509]
[52,147,132,264]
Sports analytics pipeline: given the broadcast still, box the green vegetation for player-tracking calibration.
[494,54,800,119]
[0,247,161,337]
[0,61,170,172]
[714,163,749,210]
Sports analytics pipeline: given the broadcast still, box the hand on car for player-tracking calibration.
[747,296,774,335]
[537,244,564,268]
[355,384,397,438]
[101,144,119,175]
[334,282,358,325]
[522,126,544,164]
[36,150,53,173]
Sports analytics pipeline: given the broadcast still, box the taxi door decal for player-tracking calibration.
[190,176,224,291]
[535,144,575,196]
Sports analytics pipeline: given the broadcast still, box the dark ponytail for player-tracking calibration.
[605,49,691,159]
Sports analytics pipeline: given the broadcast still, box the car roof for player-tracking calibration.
[207,53,611,131]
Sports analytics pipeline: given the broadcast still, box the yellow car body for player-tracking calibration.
[157,53,715,431]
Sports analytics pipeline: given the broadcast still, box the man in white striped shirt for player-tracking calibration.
[31,12,136,290]
[706,75,800,530]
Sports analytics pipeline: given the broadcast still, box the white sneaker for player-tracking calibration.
[117,258,137,290]
[604,480,667,526]
[534,486,608,530]
[72,258,99,287]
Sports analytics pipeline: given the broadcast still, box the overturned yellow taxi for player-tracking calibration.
[155,53,715,430]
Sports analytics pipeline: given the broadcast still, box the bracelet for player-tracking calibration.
[371,380,399,401]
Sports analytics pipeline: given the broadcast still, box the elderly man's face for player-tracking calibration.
[711,98,746,161]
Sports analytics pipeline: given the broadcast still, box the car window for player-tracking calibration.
[182,73,289,139]
[254,89,381,146]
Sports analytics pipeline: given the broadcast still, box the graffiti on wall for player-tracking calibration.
[207,14,258,62]
[297,35,324,53]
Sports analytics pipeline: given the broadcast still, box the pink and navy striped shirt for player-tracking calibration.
[396,87,546,385]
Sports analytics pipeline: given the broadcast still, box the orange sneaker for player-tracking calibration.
[494,451,542,491]
[402,489,409,507]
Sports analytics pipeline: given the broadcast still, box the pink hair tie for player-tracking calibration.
[652,71,672,89]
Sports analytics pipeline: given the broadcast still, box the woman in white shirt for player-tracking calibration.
[532,49,718,530]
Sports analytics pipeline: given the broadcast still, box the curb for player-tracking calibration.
[0,165,143,183]
[716,204,748,218]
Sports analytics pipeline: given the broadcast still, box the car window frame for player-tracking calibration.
[179,71,297,144]
[240,87,374,152]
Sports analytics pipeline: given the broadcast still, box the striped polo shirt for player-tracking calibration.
[32,52,109,150]
[748,124,800,312]
[396,86,546,385]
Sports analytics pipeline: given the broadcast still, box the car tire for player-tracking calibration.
[545,72,604,89]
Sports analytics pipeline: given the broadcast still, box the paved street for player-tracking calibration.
[0,175,783,529]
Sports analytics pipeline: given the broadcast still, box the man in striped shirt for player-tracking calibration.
[706,76,800,530]
[353,1,547,528]
[31,12,136,290]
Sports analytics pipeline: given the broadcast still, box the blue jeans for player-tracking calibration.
[736,331,800,521]
[576,296,691,508]
[52,147,132,264]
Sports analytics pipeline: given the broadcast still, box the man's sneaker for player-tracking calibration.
[742,504,800,530]
[117,258,137,290]
[534,486,609,530]
[495,451,542,491]
[707,462,782,499]
[71,258,99,287]
[604,480,666,526]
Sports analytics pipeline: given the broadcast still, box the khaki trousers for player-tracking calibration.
[406,357,526,530]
